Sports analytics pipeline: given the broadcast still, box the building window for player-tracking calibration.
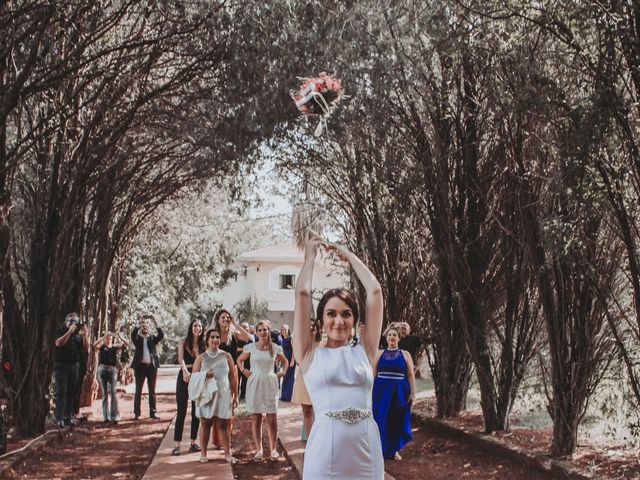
[279,274,295,290]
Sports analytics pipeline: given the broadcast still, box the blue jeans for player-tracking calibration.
[53,361,79,423]
[97,365,119,421]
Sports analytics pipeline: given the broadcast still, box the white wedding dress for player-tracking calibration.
[302,343,384,479]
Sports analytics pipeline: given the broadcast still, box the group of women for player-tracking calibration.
[171,311,289,464]
[165,234,414,477]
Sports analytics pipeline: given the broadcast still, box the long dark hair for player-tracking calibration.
[185,319,206,356]
[316,288,360,325]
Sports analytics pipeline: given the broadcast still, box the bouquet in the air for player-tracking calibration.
[292,73,343,135]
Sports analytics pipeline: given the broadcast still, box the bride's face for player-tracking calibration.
[322,297,354,343]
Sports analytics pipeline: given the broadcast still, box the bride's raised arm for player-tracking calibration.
[293,232,323,372]
[326,244,383,364]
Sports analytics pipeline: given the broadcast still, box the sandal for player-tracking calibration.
[199,456,209,463]
[394,452,402,460]
[188,444,201,453]
[171,447,180,456]
[270,450,280,460]
[253,451,263,461]
[225,455,238,464]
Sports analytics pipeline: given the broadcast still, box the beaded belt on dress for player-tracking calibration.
[324,406,372,424]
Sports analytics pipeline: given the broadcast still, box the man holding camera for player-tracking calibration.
[53,312,89,427]
[131,314,164,420]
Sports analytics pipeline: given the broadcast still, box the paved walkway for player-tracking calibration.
[142,385,393,479]
[125,365,180,395]
[277,401,306,478]
[137,366,232,480]
[142,403,303,480]
[142,418,233,480]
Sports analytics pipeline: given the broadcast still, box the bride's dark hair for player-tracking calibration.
[316,289,359,325]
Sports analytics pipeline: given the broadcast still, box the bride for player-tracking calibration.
[292,232,384,479]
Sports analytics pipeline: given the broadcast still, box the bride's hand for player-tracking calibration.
[304,231,325,258]
[325,243,350,262]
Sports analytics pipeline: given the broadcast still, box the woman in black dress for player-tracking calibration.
[173,318,206,455]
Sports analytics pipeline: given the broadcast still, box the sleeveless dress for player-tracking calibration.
[197,350,232,419]
[280,336,295,401]
[174,346,199,442]
[245,342,283,414]
[302,344,384,480]
[219,334,239,362]
[372,348,412,458]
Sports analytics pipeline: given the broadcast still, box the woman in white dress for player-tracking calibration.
[293,233,384,480]
[236,319,289,460]
[192,328,238,463]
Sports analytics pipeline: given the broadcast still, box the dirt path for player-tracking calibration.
[5,394,177,480]
[385,417,550,480]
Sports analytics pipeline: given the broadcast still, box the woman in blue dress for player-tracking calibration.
[279,324,295,401]
[372,324,415,460]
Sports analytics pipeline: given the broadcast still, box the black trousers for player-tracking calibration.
[239,357,250,400]
[53,361,79,422]
[73,362,87,415]
[134,364,157,416]
[174,371,198,442]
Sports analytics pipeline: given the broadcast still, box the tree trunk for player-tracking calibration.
[551,401,578,456]
[460,295,503,432]
[12,369,50,437]
[428,259,472,418]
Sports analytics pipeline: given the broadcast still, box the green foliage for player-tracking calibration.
[118,180,287,362]
[233,296,269,326]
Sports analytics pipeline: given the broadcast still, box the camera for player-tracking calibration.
[68,319,85,331]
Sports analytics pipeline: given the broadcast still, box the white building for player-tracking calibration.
[222,243,348,331]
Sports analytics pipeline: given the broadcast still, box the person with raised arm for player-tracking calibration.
[93,329,128,423]
[130,313,164,420]
[293,232,384,479]
[53,313,89,427]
